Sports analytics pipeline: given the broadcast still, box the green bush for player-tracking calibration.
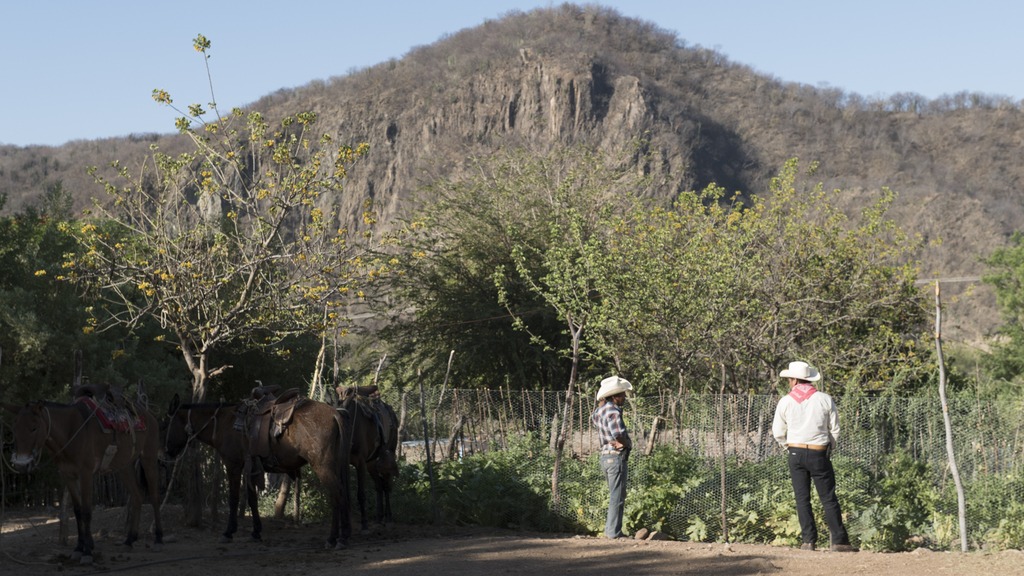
[954,472,1024,550]
[848,450,935,551]
[624,447,705,537]
[396,433,567,531]
[722,459,795,544]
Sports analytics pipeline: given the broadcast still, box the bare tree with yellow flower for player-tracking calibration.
[62,35,380,402]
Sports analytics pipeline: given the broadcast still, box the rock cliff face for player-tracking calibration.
[307,51,699,236]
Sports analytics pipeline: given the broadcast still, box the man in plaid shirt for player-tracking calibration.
[591,375,633,539]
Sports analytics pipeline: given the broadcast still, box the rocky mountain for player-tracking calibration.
[1,4,1020,344]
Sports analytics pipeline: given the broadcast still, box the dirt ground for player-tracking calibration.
[1,505,1022,576]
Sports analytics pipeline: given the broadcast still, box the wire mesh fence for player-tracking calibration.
[3,388,1023,548]
[384,388,1024,545]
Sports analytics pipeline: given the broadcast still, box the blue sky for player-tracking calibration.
[3,1,1022,146]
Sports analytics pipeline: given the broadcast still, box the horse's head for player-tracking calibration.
[9,401,48,473]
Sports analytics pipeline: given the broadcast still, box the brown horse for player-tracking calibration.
[336,385,399,531]
[163,392,352,549]
[3,396,165,565]
[162,396,263,543]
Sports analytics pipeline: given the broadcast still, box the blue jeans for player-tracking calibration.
[600,451,628,538]
[786,447,850,546]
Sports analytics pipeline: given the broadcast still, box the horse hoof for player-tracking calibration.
[80,555,94,565]
[70,551,82,562]
[333,541,348,550]
[219,536,233,544]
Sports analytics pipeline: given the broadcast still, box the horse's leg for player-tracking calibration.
[371,471,385,525]
[65,470,95,564]
[355,462,369,532]
[221,465,241,542]
[119,463,143,550]
[329,476,351,551]
[383,475,393,523]
[307,459,344,549]
[64,478,86,560]
[142,455,165,549]
[246,472,263,541]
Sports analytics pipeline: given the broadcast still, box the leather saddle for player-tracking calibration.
[336,385,395,464]
[234,384,303,461]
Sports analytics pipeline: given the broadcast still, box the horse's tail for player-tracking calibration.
[333,404,353,537]
[135,458,150,491]
[333,406,352,478]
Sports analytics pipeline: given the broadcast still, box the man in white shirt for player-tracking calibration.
[772,361,856,552]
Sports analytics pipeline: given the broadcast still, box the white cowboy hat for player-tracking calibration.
[596,376,633,400]
[779,361,821,382]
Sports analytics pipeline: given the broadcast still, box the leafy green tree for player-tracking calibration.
[596,159,929,393]
[0,186,84,399]
[0,183,186,402]
[61,36,377,401]
[532,158,925,395]
[739,159,928,393]
[380,145,644,390]
[981,231,1024,393]
[588,184,751,391]
[385,151,927,395]
[486,145,650,502]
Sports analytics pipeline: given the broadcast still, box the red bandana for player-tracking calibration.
[788,383,818,404]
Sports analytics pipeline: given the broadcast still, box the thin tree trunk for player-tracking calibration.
[644,417,661,456]
[274,474,290,519]
[551,318,582,508]
[373,355,387,386]
[309,328,328,400]
[447,415,465,460]
[431,351,455,462]
[293,475,301,523]
[935,283,968,551]
[396,392,407,459]
[418,369,438,524]
[184,346,209,527]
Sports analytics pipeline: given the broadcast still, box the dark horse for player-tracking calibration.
[163,391,352,548]
[4,396,165,565]
[162,396,262,543]
[336,385,399,531]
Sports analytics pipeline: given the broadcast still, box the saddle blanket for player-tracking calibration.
[75,396,146,433]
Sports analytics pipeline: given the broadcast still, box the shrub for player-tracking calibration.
[848,450,935,551]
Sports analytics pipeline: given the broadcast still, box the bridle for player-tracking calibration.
[163,403,222,461]
[8,401,97,472]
